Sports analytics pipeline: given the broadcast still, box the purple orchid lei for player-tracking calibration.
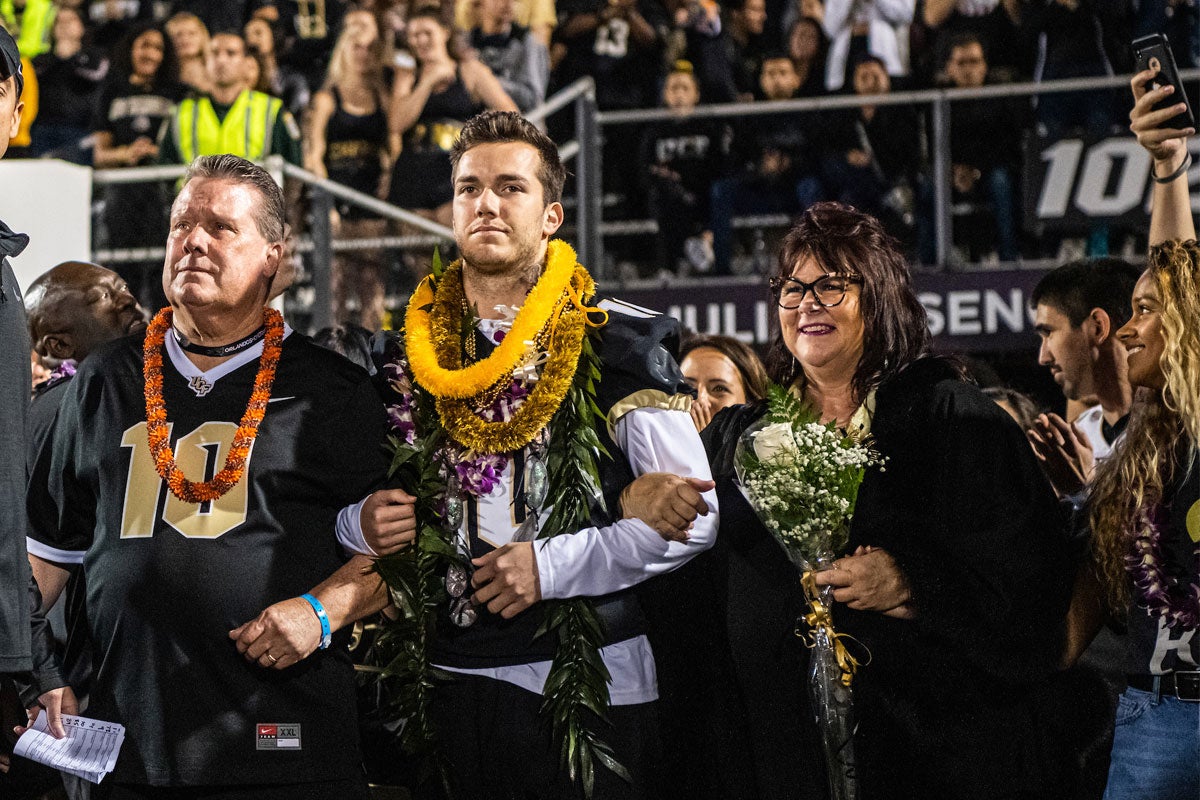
[48,359,78,383]
[384,357,530,499]
[1125,505,1200,630]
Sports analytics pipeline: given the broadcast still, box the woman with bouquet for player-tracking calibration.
[641,202,1080,800]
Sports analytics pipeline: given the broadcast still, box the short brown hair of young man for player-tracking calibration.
[450,110,566,204]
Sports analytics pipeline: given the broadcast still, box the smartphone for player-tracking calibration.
[1132,33,1196,130]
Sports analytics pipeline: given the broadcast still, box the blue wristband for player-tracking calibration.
[300,593,332,650]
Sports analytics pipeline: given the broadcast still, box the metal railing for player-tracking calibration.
[582,69,1200,270]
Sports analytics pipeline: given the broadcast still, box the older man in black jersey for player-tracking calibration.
[26,155,394,800]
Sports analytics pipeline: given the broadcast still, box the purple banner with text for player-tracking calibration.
[612,269,1058,354]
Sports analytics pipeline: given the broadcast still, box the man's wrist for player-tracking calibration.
[300,593,333,649]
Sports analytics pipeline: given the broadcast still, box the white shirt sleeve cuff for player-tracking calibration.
[26,538,86,565]
[336,498,378,557]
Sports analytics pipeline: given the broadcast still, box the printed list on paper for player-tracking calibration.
[14,713,125,784]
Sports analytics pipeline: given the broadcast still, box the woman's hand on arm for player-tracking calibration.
[93,130,157,168]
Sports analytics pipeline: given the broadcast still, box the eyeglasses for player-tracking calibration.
[769,274,862,309]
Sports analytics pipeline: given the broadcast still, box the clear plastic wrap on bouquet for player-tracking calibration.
[735,409,866,800]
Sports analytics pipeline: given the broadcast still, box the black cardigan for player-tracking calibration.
[644,357,1089,800]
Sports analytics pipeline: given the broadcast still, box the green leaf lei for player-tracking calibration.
[372,253,627,796]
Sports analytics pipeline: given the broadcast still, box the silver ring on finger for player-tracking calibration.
[266,653,278,665]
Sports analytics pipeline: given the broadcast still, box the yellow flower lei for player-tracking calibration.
[404,240,605,454]
[405,239,583,399]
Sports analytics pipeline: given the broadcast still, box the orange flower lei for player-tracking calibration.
[143,307,284,503]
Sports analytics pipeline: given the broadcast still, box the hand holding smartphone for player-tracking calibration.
[1132,33,1196,131]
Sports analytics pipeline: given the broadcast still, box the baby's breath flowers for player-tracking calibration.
[736,386,883,567]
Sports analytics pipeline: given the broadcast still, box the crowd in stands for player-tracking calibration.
[2,0,1199,310]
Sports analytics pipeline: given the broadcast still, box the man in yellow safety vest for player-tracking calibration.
[0,0,54,59]
[159,31,301,166]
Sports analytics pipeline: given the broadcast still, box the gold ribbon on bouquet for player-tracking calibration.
[798,570,871,688]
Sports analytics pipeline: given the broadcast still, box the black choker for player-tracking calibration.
[175,326,267,358]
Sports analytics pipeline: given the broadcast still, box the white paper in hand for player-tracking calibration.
[13,713,125,784]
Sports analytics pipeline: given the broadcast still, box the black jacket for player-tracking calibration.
[0,221,31,673]
[648,357,1089,800]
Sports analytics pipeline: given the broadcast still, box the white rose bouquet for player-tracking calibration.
[735,387,881,570]
[734,384,882,800]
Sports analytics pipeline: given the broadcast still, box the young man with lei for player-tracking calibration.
[25,155,392,799]
[338,111,719,798]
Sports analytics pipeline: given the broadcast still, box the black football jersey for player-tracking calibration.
[26,330,388,786]
[419,300,694,669]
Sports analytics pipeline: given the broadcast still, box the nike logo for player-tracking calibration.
[267,396,298,403]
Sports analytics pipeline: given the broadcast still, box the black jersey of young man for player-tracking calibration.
[418,301,693,669]
[26,329,388,786]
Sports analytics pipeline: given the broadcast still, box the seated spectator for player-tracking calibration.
[820,54,924,248]
[786,15,828,96]
[469,0,550,112]
[924,32,1027,263]
[916,0,1026,85]
[1025,0,1123,139]
[552,0,665,211]
[681,0,768,104]
[820,0,914,91]
[637,61,731,274]
[456,0,556,48]
[30,6,108,162]
[92,22,185,307]
[709,53,823,274]
[244,16,310,117]
[165,11,210,92]
[306,13,391,331]
[679,332,768,431]
[387,8,516,228]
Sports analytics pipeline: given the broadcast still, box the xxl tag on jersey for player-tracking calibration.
[256,724,302,750]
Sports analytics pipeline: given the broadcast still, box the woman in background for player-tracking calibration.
[387,7,516,228]
[92,21,183,306]
[31,6,108,161]
[245,16,310,117]
[679,333,768,431]
[165,12,209,92]
[306,13,392,331]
